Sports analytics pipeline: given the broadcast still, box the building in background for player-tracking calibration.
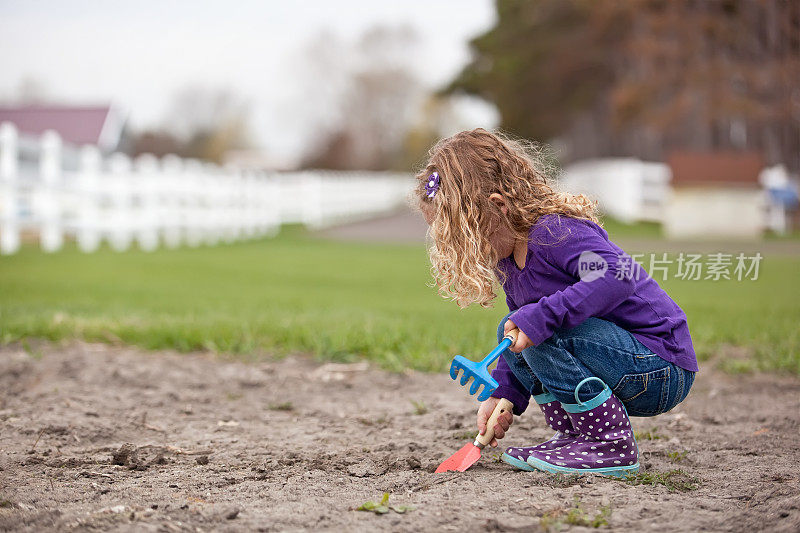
[664,152,766,240]
[0,104,128,155]
[556,153,799,238]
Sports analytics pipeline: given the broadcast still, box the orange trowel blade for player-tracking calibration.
[435,442,482,473]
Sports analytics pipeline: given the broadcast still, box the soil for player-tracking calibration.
[1,341,798,532]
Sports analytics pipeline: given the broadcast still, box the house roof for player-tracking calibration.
[668,151,764,188]
[0,104,125,151]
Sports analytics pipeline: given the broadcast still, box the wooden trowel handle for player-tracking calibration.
[475,398,514,448]
[504,328,519,343]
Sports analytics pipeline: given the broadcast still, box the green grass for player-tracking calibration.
[267,401,295,412]
[600,217,663,240]
[540,497,611,530]
[623,469,700,492]
[0,227,798,375]
[410,400,429,415]
[666,450,688,463]
[356,492,414,515]
[658,255,800,374]
[766,229,800,241]
[634,428,663,441]
[0,230,496,372]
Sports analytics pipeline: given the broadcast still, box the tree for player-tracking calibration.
[300,26,426,170]
[448,0,800,170]
[446,1,631,148]
[161,86,252,163]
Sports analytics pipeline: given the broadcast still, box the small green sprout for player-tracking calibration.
[666,450,688,462]
[452,430,476,441]
[545,473,584,488]
[540,497,611,530]
[411,400,428,415]
[623,469,699,492]
[634,428,663,440]
[21,339,43,360]
[357,493,415,515]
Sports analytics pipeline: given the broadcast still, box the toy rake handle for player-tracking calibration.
[475,398,514,448]
[479,328,520,367]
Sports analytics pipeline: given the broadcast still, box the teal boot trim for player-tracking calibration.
[532,391,557,405]
[501,452,536,471]
[560,377,613,413]
[526,456,639,478]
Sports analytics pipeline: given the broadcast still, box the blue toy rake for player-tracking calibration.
[449,329,519,401]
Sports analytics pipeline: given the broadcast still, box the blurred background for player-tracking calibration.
[0,0,798,376]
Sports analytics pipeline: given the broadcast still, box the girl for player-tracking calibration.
[417,129,697,478]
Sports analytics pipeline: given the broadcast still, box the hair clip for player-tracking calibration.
[425,171,440,198]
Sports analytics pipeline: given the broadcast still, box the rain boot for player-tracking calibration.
[502,391,580,471]
[524,378,639,478]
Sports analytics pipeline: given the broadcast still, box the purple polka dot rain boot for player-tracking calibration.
[502,391,580,471]
[524,378,639,478]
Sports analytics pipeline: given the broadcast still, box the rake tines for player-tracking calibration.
[447,331,518,401]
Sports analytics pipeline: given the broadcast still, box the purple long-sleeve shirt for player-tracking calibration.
[491,214,698,414]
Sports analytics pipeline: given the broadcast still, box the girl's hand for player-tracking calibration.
[476,397,514,447]
[504,319,533,352]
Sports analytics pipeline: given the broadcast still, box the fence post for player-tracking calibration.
[199,163,213,245]
[225,166,237,242]
[0,122,20,255]
[301,172,324,228]
[255,172,267,237]
[239,170,253,238]
[232,168,246,240]
[108,152,133,251]
[39,130,63,252]
[265,172,281,236]
[77,144,102,252]
[161,155,183,248]
[208,164,225,245]
[183,159,203,247]
[134,153,160,251]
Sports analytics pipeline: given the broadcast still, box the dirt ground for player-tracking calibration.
[1,342,799,532]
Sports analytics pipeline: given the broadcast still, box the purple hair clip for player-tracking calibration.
[424,171,440,198]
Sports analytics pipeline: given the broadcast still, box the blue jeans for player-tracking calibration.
[497,313,695,417]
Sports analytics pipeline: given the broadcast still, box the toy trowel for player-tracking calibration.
[435,398,514,473]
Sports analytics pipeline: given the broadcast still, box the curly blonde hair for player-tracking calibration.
[416,128,598,308]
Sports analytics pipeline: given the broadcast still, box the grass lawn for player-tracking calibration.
[598,217,663,240]
[1,226,798,375]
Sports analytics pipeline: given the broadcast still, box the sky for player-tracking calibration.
[0,0,496,160]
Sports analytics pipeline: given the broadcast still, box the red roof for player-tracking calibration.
[0,105,121,148]
[668,151,764,189]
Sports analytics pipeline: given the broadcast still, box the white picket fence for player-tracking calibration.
[0,122,413,255]
[558,158,671,224]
